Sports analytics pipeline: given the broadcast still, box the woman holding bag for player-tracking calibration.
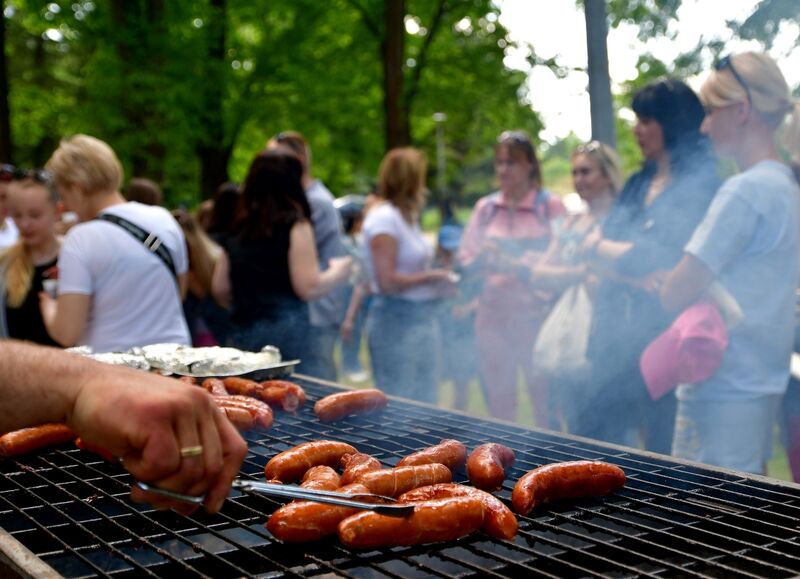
[660,52,800,473]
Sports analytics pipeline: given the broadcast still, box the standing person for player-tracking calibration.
[660,53,800,474]
[211,149,351,363]
[0,170,61,346]
[39,135,191,353]
[266,132,346,381]
[0,165,20,249]
[533,141,623,431]
[575,79,721,453]
[363,148,455,403]
[458,130,565,424]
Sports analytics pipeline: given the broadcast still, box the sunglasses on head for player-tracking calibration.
[715,55,753,105]
[497,130,531,146]
[0,165,51,184]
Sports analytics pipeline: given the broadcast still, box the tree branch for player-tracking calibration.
[343,0,381,40]
[404,0,447,106]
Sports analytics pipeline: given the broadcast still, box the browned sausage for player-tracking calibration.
[511,460,626,515]
[259,380,307,412]
[266,483,368,542]
[400,483,518,540]
[338,496,485,549]
[177,375,198,385]
[340,452,382,486]
[354,463,452,497]
[396,439,467,471]
[216,405,257,431]
[466,443,516,491]
[0,424,76,457]
[314,389,388,422]
[265,440,358,483]
[221,376,261,397]
[300,466,341,491]
[212,394,274,430]
[201,378,229,396]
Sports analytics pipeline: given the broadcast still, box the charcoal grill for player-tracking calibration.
[0,375,798,578]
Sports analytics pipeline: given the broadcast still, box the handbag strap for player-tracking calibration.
[97,213,177,279]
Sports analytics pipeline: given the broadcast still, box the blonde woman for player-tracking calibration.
[41,135,190,352]
[660,53,800,473]
[363,148,455,403]
[0,171,61,345]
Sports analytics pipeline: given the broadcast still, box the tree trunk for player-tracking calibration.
[584,0,616,148]
[0,5,13,163]
[197,0,230,199]
[383,0,409,150]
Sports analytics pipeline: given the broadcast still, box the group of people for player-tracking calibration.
[0,51,798,514]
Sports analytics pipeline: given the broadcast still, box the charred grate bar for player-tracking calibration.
[0,375,797,578]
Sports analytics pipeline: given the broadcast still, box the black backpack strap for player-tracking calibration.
[97,213,177,279]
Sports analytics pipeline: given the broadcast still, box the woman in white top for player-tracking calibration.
[661,52,800,473]
[40,135,190,352]
[363,148,455,403]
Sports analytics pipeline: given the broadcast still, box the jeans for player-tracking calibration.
[366,295,441,404]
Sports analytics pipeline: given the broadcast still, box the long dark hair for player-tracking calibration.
[234,149,311,241]
[632,78,711,169]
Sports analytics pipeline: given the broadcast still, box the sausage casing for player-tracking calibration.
[265,440,358,483]
[340,452,382,486]
[354,463,452,497]
[259,380,307,412]
[266,483,368,542]
[466,443,516,491]
[511,460,626,515]
[338,496,485,549]
[300,466,341,491]
[396,439,467,471]
[221,377,261,397]
[313,389,388,422]
[0,424,76,457]
[400,483,518,540]
[201,378,229,396]
[213,394,274,430]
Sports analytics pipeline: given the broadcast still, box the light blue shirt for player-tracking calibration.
[679,161,800,401]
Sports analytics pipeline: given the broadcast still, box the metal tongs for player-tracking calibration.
[136,479,415,517]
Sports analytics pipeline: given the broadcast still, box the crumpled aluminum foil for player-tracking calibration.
[129,344,282,377]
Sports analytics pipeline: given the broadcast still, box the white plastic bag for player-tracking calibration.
[533,283,592,378]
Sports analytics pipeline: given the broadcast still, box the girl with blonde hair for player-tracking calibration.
[660,52,800,473]
[0,171,61,345]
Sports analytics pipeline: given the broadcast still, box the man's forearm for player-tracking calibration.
[0,342,88,432]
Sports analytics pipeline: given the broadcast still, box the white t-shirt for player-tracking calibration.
[59,202,190,352]
[362,202,437,301]
[0,218,18,249]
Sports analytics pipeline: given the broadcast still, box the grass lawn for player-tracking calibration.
[337,344,794,483]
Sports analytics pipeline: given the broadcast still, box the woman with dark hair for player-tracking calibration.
[573,78,721,452]
[211,150,351,360]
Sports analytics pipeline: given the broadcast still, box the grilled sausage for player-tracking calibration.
[354,463,452,497]
[340,452,382,486]
[396,439,467,471]
[0,424,76,457]
[221,376,264,397]
[216,405,257,431]
[338,496,485,549]
[177,375,198,385]
[300,466,341,491]
[466,443,516,491]
[259,380,307,412]
[266,483,369,542]
[313,389,388,422]
[212,394,274,430]
[265,440,358,483]
[201,378,229,396]
[511,460,626,515]
[400,483,518,540]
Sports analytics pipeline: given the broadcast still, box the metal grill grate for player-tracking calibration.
[0,376,798,578]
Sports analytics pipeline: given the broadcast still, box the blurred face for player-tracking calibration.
[700,103,742,157]
[7,182,59,248]
[56,181,90,222]
[494,145,533,194]
[571,153,611,201]
[633,116,666,160]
